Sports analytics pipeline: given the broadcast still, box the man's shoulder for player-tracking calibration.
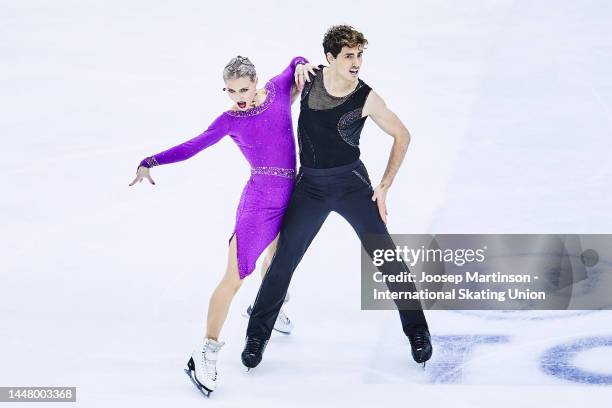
[357,76,372,91]
[362,89,387,117]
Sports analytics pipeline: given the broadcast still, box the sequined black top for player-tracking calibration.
[297,65,372,168]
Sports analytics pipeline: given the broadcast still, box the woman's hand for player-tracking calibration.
[129,166,156,186]
[294,63,318,91]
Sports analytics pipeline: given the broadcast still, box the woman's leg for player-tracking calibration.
[260,233,280,279]
[206,233,243,340]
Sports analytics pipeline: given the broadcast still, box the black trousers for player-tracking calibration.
[247,159,428,339]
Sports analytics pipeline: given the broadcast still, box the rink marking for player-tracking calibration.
[540,336,612,385]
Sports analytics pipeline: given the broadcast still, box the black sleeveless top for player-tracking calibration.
[297,65,372,168]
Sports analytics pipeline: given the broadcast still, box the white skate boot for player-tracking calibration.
[184,338,225,397]
[273,307,294,334]
[244,300,294,334]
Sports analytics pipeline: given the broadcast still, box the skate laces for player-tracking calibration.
[409,329,429,350]
[201,340,225,380]
[201,349,217,380]
[245,337,266,353]
[278,309,290,324]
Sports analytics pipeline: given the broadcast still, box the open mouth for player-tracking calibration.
[237,101,247,109]
[349,68,359,76]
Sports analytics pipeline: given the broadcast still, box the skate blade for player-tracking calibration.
[184,368,212,398]
[272,327,292,335]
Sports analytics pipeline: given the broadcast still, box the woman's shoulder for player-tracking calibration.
[206,111,235,129]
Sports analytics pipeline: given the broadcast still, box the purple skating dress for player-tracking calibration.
[139,56,308,279]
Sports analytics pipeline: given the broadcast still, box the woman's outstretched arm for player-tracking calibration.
[129,113,230,186]
[138,113,229,169]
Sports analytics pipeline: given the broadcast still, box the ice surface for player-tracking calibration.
[1,0,611,406]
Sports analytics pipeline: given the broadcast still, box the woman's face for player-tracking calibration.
[224,76,258,110]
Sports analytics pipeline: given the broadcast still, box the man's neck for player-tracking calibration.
[324,66,358,97]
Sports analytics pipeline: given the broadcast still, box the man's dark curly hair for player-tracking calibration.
[322,25,368,61]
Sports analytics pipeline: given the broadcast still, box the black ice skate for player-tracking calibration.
[408,327,433,367]
[241,336,268,369]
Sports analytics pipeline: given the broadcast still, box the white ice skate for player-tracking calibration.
[244,300,294,334]
[184,338,225,397]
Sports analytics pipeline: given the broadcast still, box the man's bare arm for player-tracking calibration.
[363,90,411,190]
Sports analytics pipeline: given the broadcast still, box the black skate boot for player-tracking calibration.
[408,327,432,367]
[241,336,268,369]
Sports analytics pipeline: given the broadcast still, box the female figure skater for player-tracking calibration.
[129,55,316,395]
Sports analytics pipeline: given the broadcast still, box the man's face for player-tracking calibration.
[224,76,258,110]
[327,45,363,82]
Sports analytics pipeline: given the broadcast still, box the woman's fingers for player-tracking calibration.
[305,64,318,80]
[295,65,303,85]
[129,165,155,186]
[302,67,311,83]
[130,176,143,186]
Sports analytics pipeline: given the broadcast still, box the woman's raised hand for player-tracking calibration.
[294,63,318,91]
[129,166,156,186]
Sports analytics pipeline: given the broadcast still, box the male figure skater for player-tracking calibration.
[242,25,433,368]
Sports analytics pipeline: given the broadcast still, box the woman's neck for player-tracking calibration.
[252,87,267,107]
[230,87,268,111]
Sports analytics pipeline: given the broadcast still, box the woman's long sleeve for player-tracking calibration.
[139,114,229,168]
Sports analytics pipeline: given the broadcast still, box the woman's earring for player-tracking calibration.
[223,88,227,91]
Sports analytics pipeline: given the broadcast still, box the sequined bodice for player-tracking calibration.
[139,56,309,173]
[223,79,296,170]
